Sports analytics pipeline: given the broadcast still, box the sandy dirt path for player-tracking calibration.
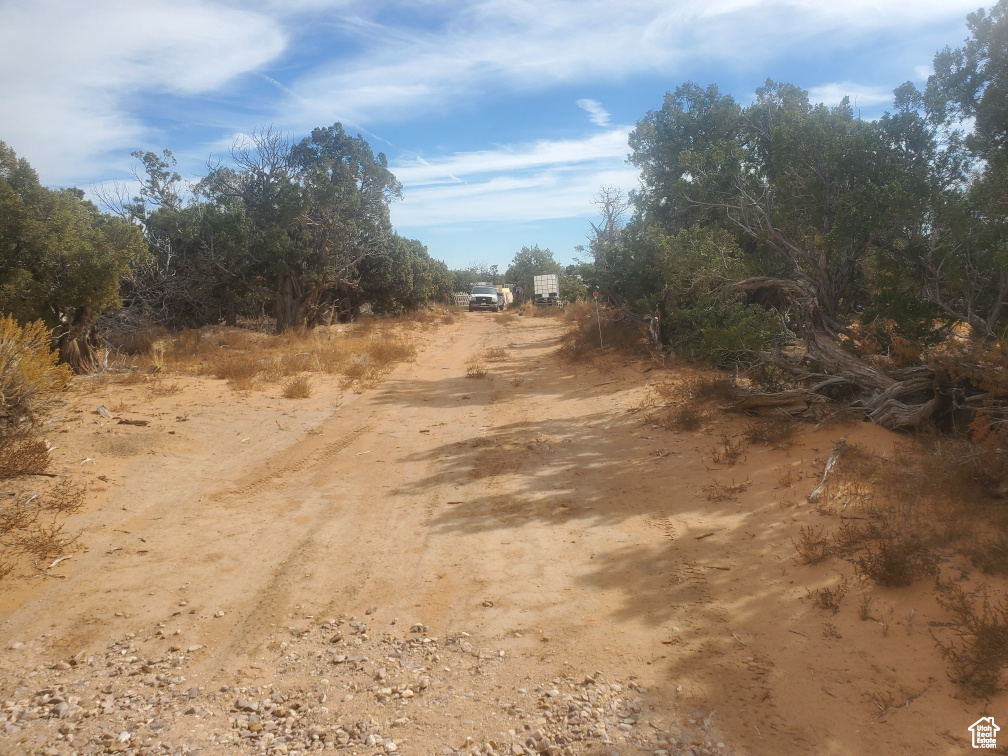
[0,312,1002,755]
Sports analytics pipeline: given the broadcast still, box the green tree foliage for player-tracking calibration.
[119,125,445,330]
[613,18,1008,428]
[199,124,403,331]
[505,245,563,302]
[914,0,1008,338]
[352,234,452,314]
[0,142,147,369]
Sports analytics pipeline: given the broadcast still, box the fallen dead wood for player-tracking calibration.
[808,438,847,504]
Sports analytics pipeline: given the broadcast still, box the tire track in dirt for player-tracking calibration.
[209,420,374,503]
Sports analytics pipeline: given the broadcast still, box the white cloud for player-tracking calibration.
[0,0,982,235]
[281,0,979,125]
[390,129,638,226]
[577,99,611,127]
[396,129,630,185]
[806,82,895,109]
[0,0,286,183]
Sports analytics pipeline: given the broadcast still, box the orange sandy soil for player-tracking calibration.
[0,312,1004,756]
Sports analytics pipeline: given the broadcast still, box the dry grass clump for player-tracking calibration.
[521,304,564,319]
[398,306,456,329]
[703,477,753,501]
[282,375,314,399]
[0,481,86,578]
[793,438,996,590]
[680,375,739,403]
[742,417,798,447]
[0,316,72,429]
[810,578,850,614]
[847,513,940,587]
[146,378,182,399]
[0,437,50,479]
[466,357,489,379]
[793,525,832,564]
[640,373,740,433]
[710,432,747,466]
[123,320,420,392]
[933,583,1008,698]
[483,346,509,362]
[659,406,707,432]
[970,534,1008,576]
[969,407,1008,494]
[559,303,647,363]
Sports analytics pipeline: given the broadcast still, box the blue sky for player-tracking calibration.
[0,0,982,270]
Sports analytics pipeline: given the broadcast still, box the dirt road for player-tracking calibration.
[0,313,996,754]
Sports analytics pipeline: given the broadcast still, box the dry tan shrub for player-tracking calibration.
[793,525,832,564]
[560,304,645,362]
[133,319,424,392]
[484,346,509,362]
[212,350,260,389]
[933,583,1008,698]
[0,316,72,429]
[466,358,489,379]
[743,417,798,447]
[0,437,50,479]
[680,374,738,403]
[0,481,85,578]
[146,379,182,399]
[810,578,849,614]
[661,406,706,432]
[366,332,417,369]
[283,375,314,399]
[710,433,747,466]
[703,477,753,501]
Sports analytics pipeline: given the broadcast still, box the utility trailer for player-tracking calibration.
[533,274,560,306]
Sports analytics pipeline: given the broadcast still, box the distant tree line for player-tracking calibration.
[1,124,455,370]
[446,248,588,304]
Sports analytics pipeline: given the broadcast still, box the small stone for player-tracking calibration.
[178,601,187,607]
[366,605,377,615]
[53,661,70,671]
[418,677,430,690]
[214,610,225,618]
[401,689,414,699]
[187,644,202,652]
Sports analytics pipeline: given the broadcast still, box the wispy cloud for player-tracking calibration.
[0,0,286,182]
[0,0,982,248]
[807,82,895,109]
[577,99,612,127]
[391,129,637,226]
[280,0,979,125]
